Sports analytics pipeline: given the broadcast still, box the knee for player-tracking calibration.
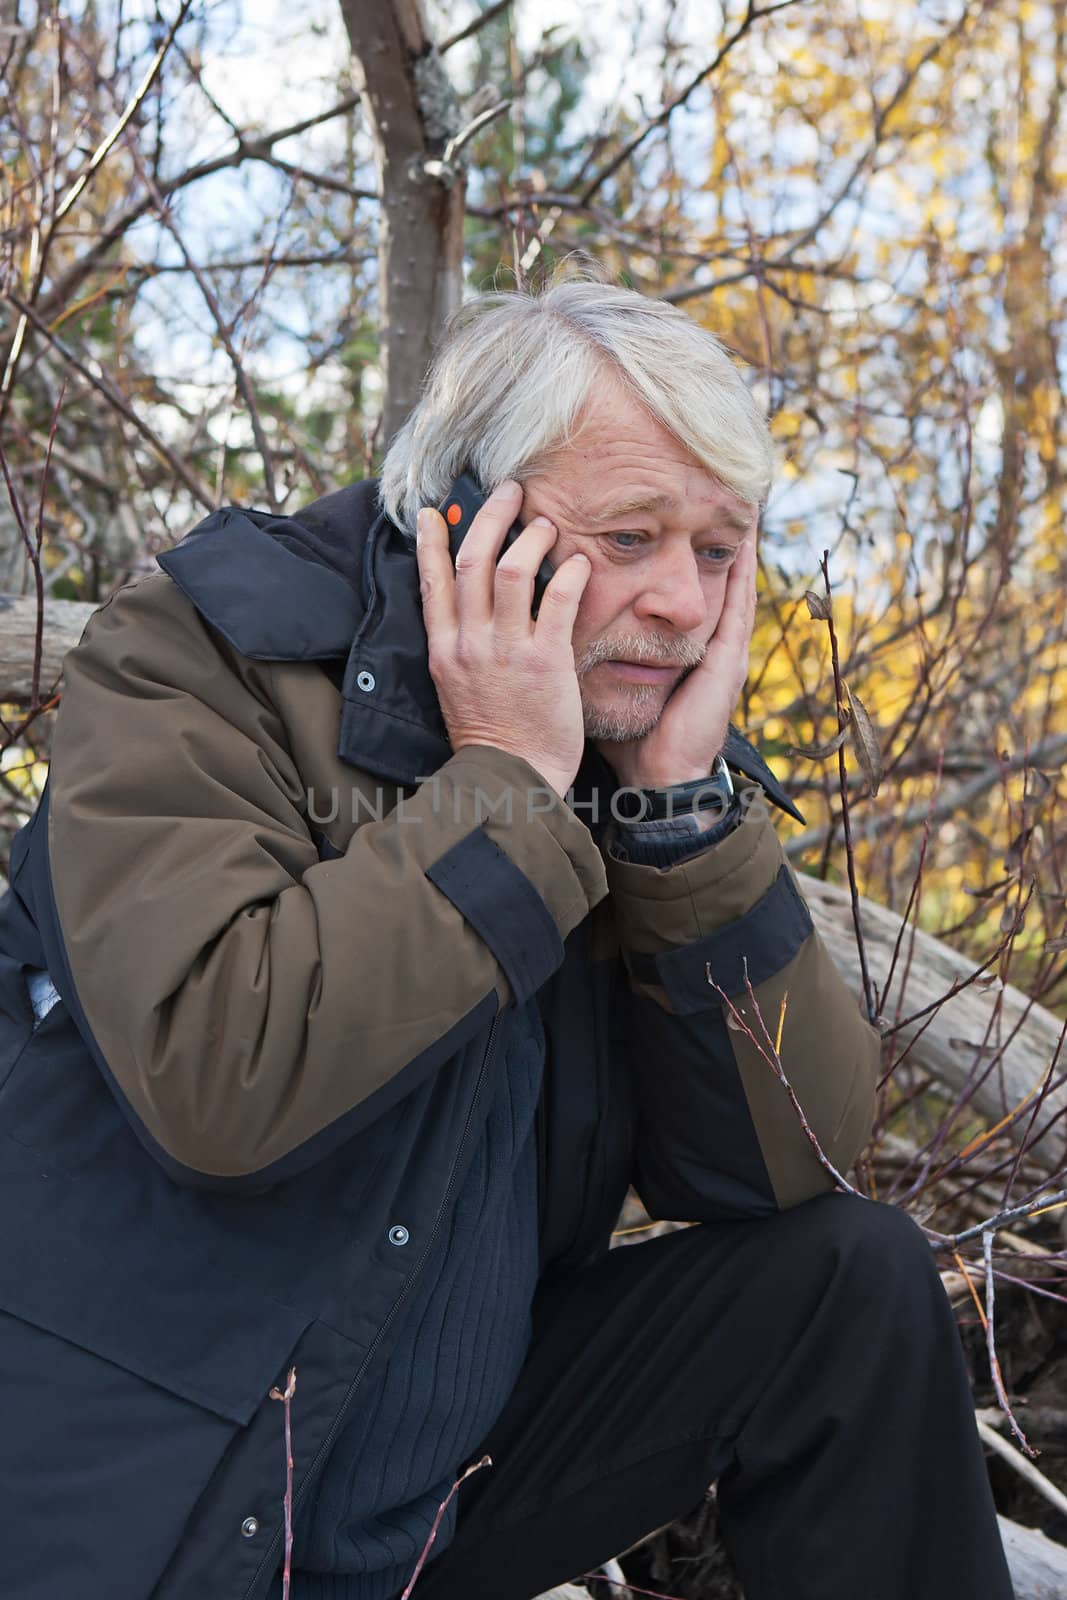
[785,1192,942,1319]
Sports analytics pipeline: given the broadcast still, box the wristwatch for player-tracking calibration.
[615,755,735,823]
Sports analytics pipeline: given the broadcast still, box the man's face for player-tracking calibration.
[520,371,759,743]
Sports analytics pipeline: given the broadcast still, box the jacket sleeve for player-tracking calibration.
[47,573,607,1187]
[603,787,879,1219]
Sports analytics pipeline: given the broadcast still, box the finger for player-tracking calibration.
[493,516,559,640]
[532,550,592,648]
[453,479,525,623]
[416,507,459,640]
[703,536,757,664]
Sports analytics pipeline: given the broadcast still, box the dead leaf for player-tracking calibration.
[1024,768,1052,809]
[1044,937,1067,953]
[1003,828,1035,871]
[844,685,884,796]
[804,590,831,621]
[789,725,850,760]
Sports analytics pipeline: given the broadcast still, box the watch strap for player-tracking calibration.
[616,755,735,823]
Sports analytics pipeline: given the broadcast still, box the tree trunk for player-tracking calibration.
[338,0,467,446]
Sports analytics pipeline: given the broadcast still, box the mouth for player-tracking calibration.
[599,659,682,685]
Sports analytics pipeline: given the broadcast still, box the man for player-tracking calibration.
[0,276,1012,1600]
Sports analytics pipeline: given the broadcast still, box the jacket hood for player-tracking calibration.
[157,480,803,820]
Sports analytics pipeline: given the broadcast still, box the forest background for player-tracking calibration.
[4,0,1067,1594]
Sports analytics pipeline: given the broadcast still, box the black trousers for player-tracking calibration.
[411,1192,1014,1600]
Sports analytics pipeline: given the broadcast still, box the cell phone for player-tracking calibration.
[437,471,556,618]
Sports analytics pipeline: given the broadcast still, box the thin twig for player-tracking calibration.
[945,1190,1067,1249]
[26,381,67,709]
[707,962,863,1196]
[118,141,280,506]
[819,551,877,1021]
[439,0,513,53]
[880,889,1034,1043]
[54,0,194,225]
[399,1455,492,1599]
[983,1230,1036,1456]
[878,750,943,1015]
[269,1367,297,1600]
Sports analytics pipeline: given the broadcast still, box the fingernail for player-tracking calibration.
[416,508,432,538]
[491,479,520,499]
[529,515,556,530]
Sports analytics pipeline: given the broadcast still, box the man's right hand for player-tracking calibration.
[416,479,591,799]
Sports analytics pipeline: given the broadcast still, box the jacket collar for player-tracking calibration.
[157,480,452,786]
[157,480,803,820]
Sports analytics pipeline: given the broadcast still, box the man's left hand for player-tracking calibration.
[594,533,757,790]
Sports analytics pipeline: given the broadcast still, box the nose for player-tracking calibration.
[632,544,708,635]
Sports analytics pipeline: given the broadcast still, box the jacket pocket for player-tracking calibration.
[0,1215,310,1600]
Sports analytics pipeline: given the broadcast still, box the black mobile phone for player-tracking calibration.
[437,471,556,618]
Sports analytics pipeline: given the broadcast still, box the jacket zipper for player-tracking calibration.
[245,1015,503,1598]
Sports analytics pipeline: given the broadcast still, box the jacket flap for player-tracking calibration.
[0,1155,311,1424]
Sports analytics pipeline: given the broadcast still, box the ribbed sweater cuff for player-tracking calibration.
[289,1571,403,1600]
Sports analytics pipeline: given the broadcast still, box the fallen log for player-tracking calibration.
[799,874,1067,1174]
[998,1515,1067,1599]
[0,593,96,704]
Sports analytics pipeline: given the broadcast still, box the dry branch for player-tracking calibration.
[785,733,1067,863]
[22,94,368,335]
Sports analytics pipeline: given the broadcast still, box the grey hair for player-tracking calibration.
[378,272,774,535]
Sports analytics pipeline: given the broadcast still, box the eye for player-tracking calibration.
[700,545,738,567]
[605,531,647,551]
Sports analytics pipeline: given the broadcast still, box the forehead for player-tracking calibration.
[548,378,757,530]
[571,483,756,535]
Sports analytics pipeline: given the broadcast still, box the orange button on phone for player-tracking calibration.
[446,503,462,526]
